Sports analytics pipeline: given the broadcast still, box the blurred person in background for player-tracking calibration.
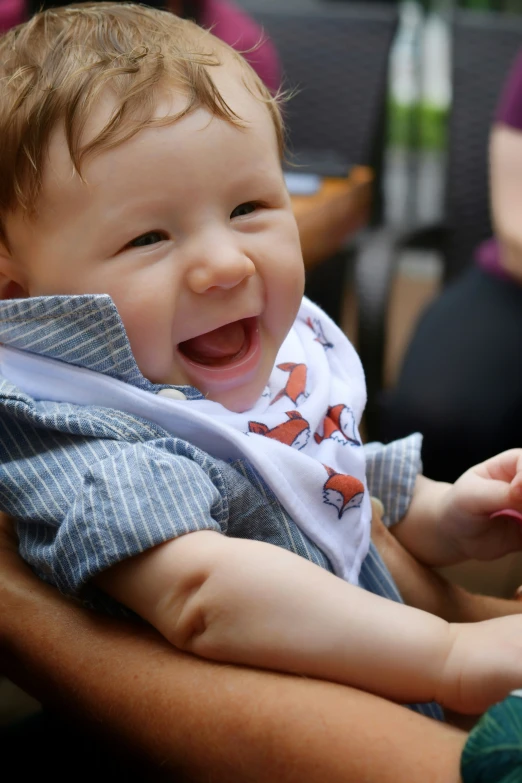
[381,51,522,483]
[1,0,280,92]
[0,0,19,29]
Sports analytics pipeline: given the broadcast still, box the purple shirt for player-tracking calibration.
[199,0,280,94]
[476,51,522,279]
[496,51,522,130]
[0,0,280,92]
[0,0,23,32]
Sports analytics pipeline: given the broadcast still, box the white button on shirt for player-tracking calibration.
[157,388,187,401]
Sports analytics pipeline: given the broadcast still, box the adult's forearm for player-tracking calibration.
[1,581,466,783]
[0,516,467,782]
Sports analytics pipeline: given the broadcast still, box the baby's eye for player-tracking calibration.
[230,202,257,219]
[128,231,166,248]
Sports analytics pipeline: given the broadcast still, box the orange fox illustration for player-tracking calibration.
[270,362,307,406]
[314,404,361,446]
[248,411,311,450]
[306,317,334,350]
[322,466,364,518]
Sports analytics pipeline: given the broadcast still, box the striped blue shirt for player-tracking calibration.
[0,294,443,720]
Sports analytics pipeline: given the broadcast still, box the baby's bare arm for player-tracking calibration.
[97,530,451,704]
[97,527,522,715]
[371,500,522,623]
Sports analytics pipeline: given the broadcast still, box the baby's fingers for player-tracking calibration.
[479,449,522,483]
[511,470,522,500]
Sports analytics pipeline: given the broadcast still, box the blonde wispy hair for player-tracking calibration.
[0,1,285,245]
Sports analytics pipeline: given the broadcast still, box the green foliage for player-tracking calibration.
[460,0,496,9]
[455,0,522,10]
[418,0,522,14]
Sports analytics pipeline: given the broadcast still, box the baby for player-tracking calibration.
[2,2,522,721]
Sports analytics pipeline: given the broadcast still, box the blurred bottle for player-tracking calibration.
[388,0,423,149]
[419,3,451,150]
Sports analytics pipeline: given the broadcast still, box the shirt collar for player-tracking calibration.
[0,294,202,398]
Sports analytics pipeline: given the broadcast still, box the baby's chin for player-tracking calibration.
[206,382,266,413]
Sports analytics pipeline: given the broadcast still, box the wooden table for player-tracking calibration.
[291,166,373,271]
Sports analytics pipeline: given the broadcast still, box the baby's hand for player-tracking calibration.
[439,615,522,714]
[437,449,522,562]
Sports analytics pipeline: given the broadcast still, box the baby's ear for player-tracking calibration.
[0,245,28,300]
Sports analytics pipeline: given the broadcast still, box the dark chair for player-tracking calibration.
[357,8,522,438]
[239,0,399,323]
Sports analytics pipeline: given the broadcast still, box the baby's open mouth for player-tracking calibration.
[178,318,252,367]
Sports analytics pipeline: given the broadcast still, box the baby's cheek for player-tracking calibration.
[277,277,304,324]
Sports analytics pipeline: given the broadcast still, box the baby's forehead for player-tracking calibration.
[48,64,273,165]
[40,75,277,208]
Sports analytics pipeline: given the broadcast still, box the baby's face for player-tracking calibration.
[6,77,305,412]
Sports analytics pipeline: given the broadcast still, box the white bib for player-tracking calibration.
[0,298,371,584]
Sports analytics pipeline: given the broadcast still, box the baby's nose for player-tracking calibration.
[186,252,256,294]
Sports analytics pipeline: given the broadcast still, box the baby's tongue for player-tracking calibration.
[180,321,246,364]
